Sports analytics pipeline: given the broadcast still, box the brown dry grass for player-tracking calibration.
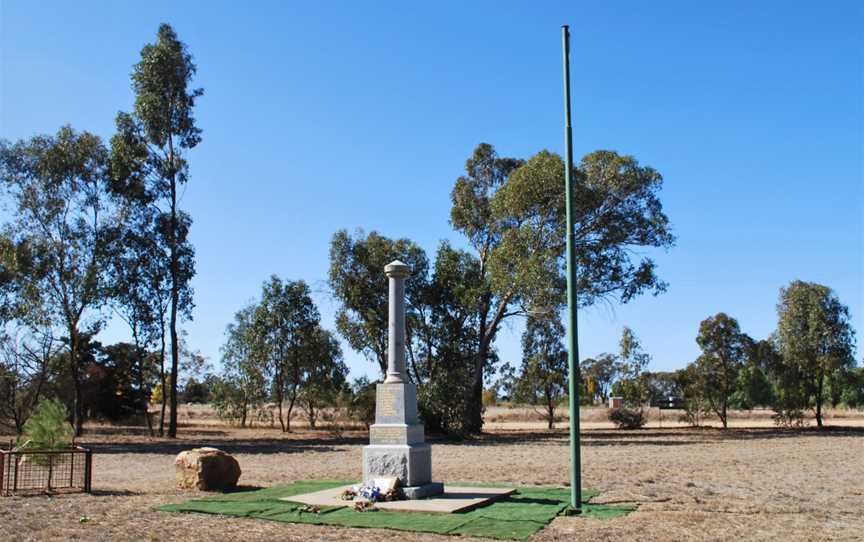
[3,407,864,541]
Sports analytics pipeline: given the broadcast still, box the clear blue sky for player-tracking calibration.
[2,1,861,381]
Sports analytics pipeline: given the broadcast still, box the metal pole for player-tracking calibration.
[562,24,582,513]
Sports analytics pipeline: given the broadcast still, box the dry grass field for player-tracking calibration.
[2,405,863,541]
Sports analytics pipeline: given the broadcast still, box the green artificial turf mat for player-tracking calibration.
[158,480,635,540]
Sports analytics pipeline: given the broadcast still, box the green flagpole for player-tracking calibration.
[561,24,582,513]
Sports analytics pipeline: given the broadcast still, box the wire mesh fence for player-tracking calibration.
[0,445,92,495]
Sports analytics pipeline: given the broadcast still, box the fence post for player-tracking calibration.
[0,452,5,496]
[12,451,18,494]
[69,449,75,489]
[84,449,92,493]
[47,453,53,492]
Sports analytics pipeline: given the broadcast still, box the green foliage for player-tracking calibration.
[615,327,651,408]
[514,316,568,429]
[347,377,377,428]
[775,281,856,427]
[209,375,254,426]
[182,377,212,404]
[252,276,335,432]
[216,277,346,432]
[839,367,864,408]
[448,144,676,433]
[329,231,480,436]
[328,230,429,376]
[110,23,202,438]
[19,398,73,450]
[0,324,61,434]
[299,327,348,428]
[413,243,483,436]
[608,407,646,429]
[693,313,752,428]
[675,364,710,427]
[218,305,267,427]
[1,126,115,435]
[730,363,774,409]
[643,371,680,405]
[581,354,619,404]
[83,341,154,421]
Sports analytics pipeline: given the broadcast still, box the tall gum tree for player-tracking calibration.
[111,23,202,438]
[450,144,676,432]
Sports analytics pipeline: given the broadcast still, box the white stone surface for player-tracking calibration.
[285,484,515,513]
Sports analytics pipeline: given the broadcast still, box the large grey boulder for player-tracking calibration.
[175,447,241,491]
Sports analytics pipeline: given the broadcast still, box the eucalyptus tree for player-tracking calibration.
[253,276,320,432]
[776,281,856,427]
[615,326,652,408]
[107,206,168,434]
[328,230,429,377]
[581,353,620,404]
[411,242,483,435]
[0,127,116,435]
[299,326,347,428]
[111,23,203,438]
[217,305,267,427]
[514,315,569,429]
[450,144,675,432]
[694,313,752,428]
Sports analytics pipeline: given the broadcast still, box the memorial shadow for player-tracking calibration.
[83,426,230,438]
[90,489,142,497]
[451,426,864,448]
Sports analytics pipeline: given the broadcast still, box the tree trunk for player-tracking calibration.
[815,373,824,428]
[168,162,180,439]
[133,332,154,437]
[159,322,167,436]
[466,304,490,434]
[277,398,285,432]
[69,327,84,437]
[286,395,296,433]
[308,402,317,429]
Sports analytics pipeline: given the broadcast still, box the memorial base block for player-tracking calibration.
[362,444,432,488]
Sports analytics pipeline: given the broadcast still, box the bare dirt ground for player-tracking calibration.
[3,406,863,541]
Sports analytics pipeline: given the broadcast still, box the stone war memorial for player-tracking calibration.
[290,260,513,512]
[362,260,441,499]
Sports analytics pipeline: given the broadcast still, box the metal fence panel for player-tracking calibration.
[0,447,92,496]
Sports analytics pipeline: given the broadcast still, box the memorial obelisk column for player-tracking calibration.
[362,260,443,498]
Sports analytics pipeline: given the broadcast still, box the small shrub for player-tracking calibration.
[18,398,74,451]
[608,406,646,429]
[772,407,807,428]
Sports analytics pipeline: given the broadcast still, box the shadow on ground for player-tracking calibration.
[75,425,864,454]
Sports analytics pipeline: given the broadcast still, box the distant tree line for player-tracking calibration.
[572,280,859,429]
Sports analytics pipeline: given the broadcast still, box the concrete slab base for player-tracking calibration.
[284,484,515,514]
